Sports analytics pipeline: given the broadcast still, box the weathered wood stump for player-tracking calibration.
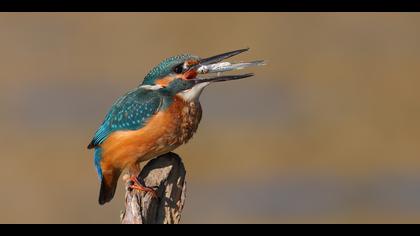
[120,152,187,224]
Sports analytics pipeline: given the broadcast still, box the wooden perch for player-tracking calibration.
[121,152,187,224]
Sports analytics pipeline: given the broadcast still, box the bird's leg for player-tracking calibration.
[128,176,158,198]
[125,164,158,198]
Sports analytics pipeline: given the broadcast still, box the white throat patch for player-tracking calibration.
[179,82,210,102]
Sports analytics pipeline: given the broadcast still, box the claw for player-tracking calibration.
[128,176,158,198]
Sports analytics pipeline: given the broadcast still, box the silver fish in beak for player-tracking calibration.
[191,48,265,84]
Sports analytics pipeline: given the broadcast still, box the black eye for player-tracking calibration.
[173,64,184,74]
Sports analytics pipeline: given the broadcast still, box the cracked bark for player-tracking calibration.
[120,152,187,224]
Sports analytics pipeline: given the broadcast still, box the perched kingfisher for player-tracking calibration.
[88,48,264,205]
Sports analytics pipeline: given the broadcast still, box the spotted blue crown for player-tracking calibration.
[141,54,199,85]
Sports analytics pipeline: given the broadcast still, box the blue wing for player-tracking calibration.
[88,88,162,149]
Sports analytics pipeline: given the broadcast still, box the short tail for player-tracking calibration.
[99,171,121,205]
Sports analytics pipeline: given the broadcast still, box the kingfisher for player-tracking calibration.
[88,48,264,205]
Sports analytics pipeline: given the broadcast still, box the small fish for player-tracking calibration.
[197,60,265,74]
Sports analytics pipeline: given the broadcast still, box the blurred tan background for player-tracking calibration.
[1,13,420,223]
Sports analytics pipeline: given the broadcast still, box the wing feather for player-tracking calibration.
[87,88,162,149]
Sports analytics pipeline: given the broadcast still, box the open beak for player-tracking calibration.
[191,48,265,84]
[192,73,255,84]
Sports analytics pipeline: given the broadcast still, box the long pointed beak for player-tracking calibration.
[192,48,265,84]
[198,48,250,65]
[191,73,254,84]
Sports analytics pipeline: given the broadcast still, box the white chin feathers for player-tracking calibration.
[179,82,210,102]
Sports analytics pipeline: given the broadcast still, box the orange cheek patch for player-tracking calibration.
[155,76,175,87]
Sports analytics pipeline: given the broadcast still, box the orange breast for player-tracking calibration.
[99,96,202,173]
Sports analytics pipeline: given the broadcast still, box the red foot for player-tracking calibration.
[128,176,158,198]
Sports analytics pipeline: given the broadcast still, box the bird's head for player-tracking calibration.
[140,48,264,101]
